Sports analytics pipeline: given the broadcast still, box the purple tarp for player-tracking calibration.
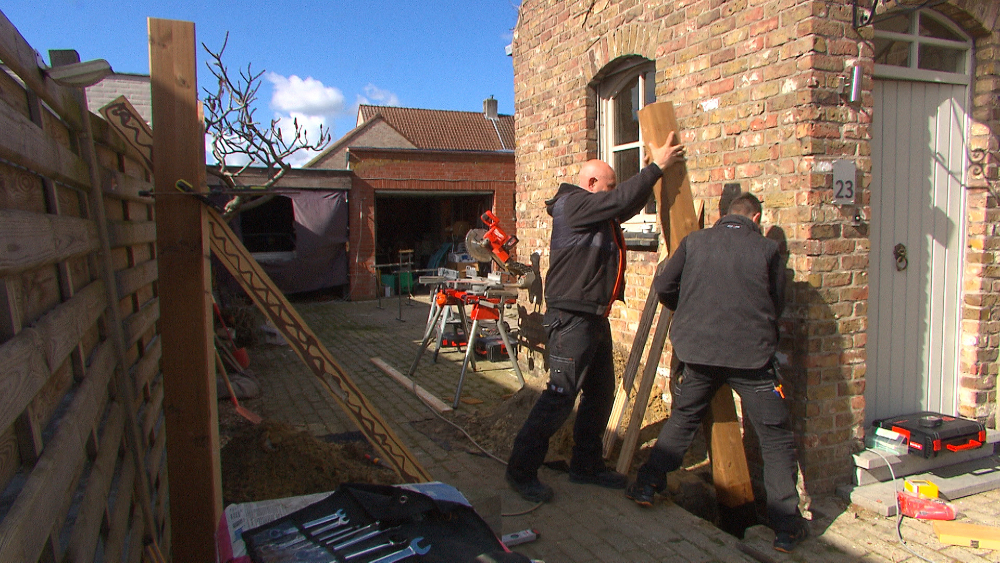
[257,190,349,294]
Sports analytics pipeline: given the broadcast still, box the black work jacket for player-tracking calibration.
[544,164,663,316]
[655,213,786,369]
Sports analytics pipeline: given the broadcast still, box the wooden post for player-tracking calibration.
[149,18,221,561]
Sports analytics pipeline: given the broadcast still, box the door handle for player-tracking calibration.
[893,243,908,271]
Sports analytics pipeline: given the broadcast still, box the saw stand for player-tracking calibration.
[410,274,525,408]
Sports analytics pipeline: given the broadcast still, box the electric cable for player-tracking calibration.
[865,448,938,563]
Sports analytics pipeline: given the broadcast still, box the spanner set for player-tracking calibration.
[246,508,431,563]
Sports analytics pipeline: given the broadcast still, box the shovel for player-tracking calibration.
[213,302,250,369]
[216,348,262,424]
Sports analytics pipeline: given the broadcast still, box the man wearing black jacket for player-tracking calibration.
[626,193,808,553]
[505,133,686,504]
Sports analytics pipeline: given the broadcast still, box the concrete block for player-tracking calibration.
[840,455,1000,516]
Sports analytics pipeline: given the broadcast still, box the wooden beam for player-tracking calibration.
[206,210,431,482]
[148,18,220,562]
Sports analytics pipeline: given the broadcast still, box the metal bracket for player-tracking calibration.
[853,0,882,28]
[853,0,951,29]
[969,148,1000,201]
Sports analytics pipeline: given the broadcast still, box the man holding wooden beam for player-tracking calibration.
[505,134,686,503]
[626,193,808,553]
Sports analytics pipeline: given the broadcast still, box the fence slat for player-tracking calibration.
[0,322,117,562]
[107,220,157,248]
[0,11,83,130]
[32,281,106,372]
[123,298,159,349]
[115,259,158,300]
[0,210,100,277]
[0,98,90,187]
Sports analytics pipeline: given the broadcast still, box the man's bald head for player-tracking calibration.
[578,159,617,193]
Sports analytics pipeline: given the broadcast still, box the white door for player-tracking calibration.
[866,78,968,422]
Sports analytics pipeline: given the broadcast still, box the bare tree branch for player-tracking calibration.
[201,32,333,217]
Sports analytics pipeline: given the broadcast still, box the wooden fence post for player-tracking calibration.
[149,18,221,561]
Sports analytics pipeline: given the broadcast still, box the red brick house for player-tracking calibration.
[308,101,516,300]
[510,0,999,494]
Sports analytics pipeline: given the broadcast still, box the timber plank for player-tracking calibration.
[122,297,159,349]
[616,309,672,475]
[0,12,82,130]
[0,326,116,562]
[0,98,90,188]
[102,460,136,563]
[115,259,158,299]
[0,209,99,277]
[0,328,49,433]
[32,281,106,372]
[107,220,157,248]
[0,427,18,492]
[132,336,162,405]
[101,168,154,203]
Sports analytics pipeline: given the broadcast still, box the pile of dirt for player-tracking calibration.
[220,415,400,504]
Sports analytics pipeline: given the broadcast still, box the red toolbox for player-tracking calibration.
[873,412,986,458]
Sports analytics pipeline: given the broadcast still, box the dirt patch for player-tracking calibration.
[219,412,400,505]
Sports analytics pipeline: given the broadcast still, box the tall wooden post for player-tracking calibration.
[149,18,221,561]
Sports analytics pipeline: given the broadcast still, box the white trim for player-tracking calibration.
[874,64,970,85]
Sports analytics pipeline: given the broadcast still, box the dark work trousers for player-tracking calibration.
[507,308,615,481]
[636,362,802,532]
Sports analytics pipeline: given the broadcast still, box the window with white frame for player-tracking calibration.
[873,9,971,84]
[598,57,658,243]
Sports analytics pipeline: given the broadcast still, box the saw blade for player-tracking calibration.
[465,228,494,263]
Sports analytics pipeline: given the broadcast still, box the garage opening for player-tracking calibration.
[375,191,494,275]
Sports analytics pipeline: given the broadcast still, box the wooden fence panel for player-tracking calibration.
[0,10,168,562]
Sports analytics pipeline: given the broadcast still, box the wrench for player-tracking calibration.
[304,509,349,529]
[342,538,406,561]
[367,537,431,563]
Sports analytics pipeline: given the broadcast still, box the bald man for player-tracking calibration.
[506,133,686,503]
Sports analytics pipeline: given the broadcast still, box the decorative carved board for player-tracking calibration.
[638,101,753,507]
[99,95,153,171]
[205,208,431,483]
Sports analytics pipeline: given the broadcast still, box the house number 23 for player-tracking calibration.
[833,160,857,206]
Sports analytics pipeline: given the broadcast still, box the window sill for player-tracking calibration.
[623,231,659,251]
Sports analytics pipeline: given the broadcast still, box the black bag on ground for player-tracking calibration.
[243,483,528,563]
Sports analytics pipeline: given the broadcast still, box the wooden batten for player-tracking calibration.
[0,210,100,277]
[149,17,222,562]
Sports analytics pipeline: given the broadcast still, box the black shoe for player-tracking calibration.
[569,469,627,489]
[505,472,553,503]
[773,523,809,553]
[625,481,664,507]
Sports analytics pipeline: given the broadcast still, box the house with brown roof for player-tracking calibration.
[308,98,516,300]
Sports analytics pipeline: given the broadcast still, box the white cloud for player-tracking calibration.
[274,112,329,167]
[357,83,401,107]
[267,72,345,116]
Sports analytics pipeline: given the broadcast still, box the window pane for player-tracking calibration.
[874,38,910,67]
[874,12,910,34]
[613,77,640,145]
[918,44,965,73]
[614,147,640,179]
[919,15,962,41]
[644,70,656,105]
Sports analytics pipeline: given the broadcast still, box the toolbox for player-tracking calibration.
[873,412,986,458]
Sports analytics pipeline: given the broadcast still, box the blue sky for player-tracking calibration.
[5,1,520,162]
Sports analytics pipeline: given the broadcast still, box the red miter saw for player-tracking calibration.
[465,210,536,287]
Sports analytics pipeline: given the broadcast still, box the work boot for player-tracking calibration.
[568,468,627,489]
[625,479,665,507]
[773,521,809,553]
[505,472,553,503]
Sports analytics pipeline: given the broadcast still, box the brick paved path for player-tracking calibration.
[245,293,1000,563]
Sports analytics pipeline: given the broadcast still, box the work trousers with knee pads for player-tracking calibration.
[507,308,615,480]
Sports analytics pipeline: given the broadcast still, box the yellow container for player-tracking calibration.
[904,479,939,498]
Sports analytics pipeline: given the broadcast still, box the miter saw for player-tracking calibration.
[464,210,536,287]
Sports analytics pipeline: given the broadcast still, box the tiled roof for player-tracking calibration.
[357,104,514,152]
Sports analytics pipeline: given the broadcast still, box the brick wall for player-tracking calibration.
[348,149,515,299]
[512,0,999,494]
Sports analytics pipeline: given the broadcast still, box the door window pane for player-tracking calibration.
[875,38,911,66]
[919,16,962,41]
[918,44,965,73]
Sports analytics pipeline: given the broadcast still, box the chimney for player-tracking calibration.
[484,96,498,120]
